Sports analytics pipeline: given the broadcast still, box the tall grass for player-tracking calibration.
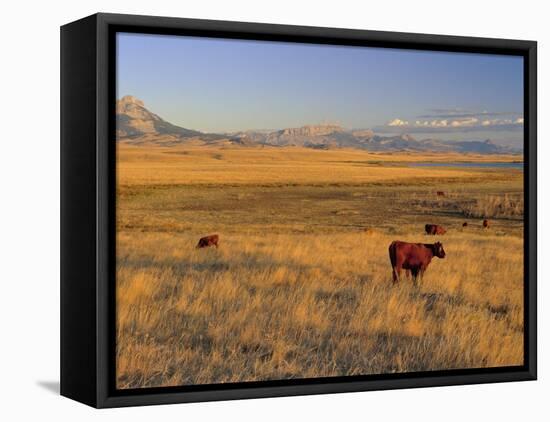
[116,230,523,389]
[461,194,524,219]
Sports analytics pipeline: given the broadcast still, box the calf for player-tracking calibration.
[483,219,490,229]
[388,240,446,284]
[462,222,468,227]
[425,224,446,235]
[196,234,219,249]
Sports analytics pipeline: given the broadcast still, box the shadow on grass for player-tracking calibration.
[120,248,321,276]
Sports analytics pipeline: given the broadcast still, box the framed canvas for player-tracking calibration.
[60,13,537,408]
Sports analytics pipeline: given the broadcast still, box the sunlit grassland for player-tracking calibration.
[116,144,524,389]
[117,143,522,186]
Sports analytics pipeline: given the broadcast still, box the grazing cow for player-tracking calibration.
[196,234,219,249]
[462,222,468,227]
[388,240,446,284]
[425,224,446,235]
[483,219,490,229]
[436,191,445,196]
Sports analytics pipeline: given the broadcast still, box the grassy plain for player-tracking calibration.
[116,143,524,389]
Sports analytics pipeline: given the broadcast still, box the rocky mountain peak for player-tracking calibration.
[118,95,144,107]
[116,95,200,139]
[279,124,343,137]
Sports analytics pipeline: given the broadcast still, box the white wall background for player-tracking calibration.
[0,0,546,419]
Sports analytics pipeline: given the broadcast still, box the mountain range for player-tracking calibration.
[116,96,521,154]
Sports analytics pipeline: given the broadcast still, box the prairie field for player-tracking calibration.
[116,143,524,389]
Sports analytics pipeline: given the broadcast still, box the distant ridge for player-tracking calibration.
[116,96,521,154]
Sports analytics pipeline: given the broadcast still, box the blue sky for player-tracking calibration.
[117,33,524,145]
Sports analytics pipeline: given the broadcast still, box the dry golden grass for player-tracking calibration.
[117,143,521,186]
[116,144,524,389]
[116,231,523,388]
[461,194,524,218]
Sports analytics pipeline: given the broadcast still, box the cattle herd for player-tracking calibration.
[195,190,493,286]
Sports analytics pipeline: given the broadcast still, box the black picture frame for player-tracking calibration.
[61,12,537,408]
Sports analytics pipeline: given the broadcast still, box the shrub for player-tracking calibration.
[461,194,523,218]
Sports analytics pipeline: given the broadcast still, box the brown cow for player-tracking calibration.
[483,219,490,229]
[462,222,468,227]
[436,191,445,196]
[388,240,446,284]
[425,224,446,235]
[196,234,219,249]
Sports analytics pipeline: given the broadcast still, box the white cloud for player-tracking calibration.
[451,117,478,127]
[385,115,522,131]
[388,118,409,127]
[403,117,478,128]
